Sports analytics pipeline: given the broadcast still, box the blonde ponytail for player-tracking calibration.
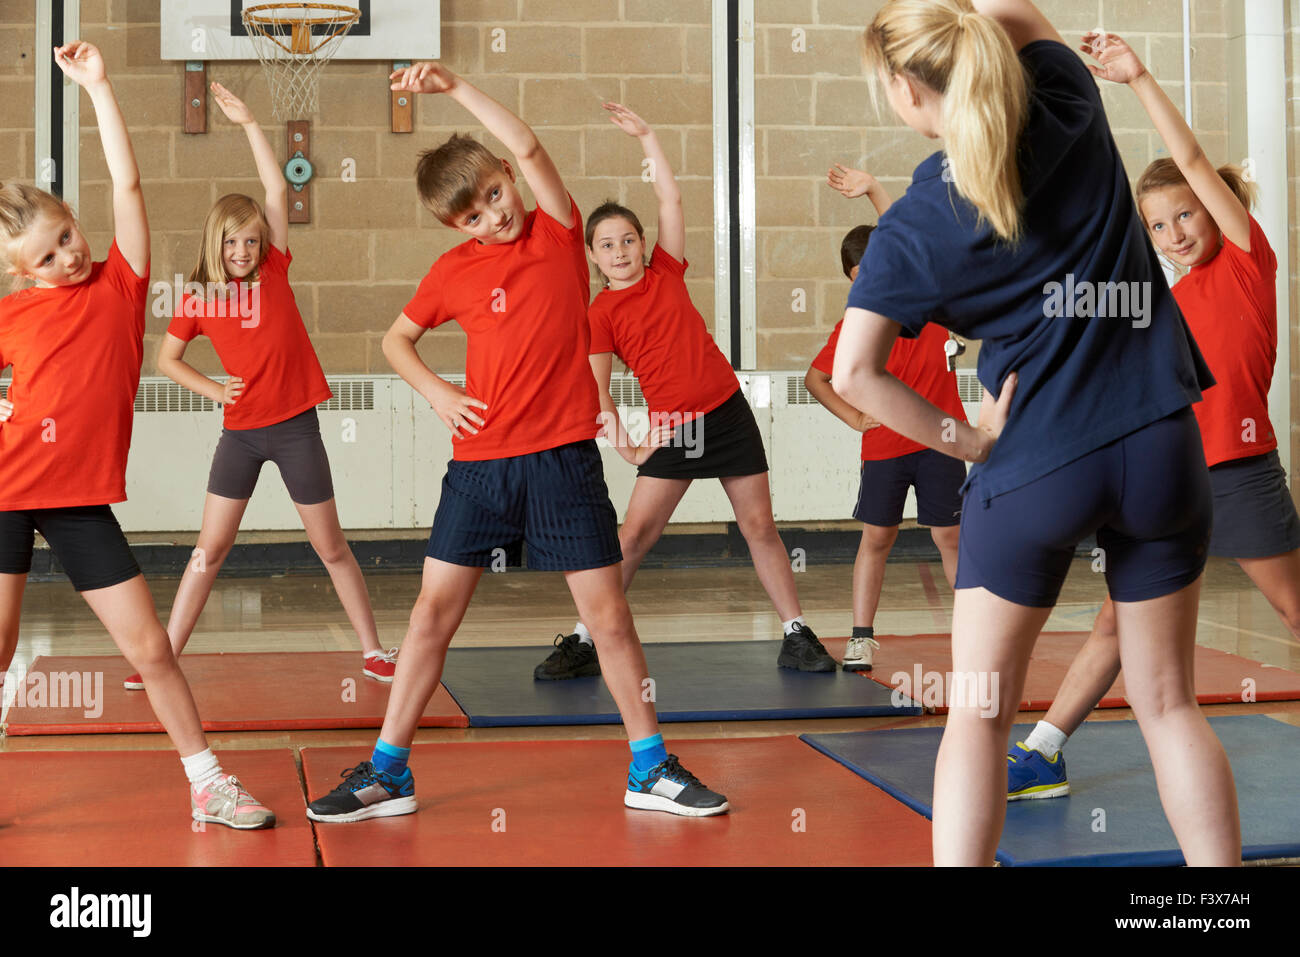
[862,0,1028,243]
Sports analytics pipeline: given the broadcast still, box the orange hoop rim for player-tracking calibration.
[241,3,360,55]
[241,3,361,29]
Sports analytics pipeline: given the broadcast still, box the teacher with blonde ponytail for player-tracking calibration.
[831,0,1239,866]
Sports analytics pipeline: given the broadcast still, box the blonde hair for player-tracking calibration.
[0,182,74,290]
[862,0,1029,243]
[190,194,270,288]
[415,134,504,225]
[1135,157,1258,221]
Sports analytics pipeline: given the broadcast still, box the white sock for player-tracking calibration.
[1023,721,1068,759]
[782,616,806,636]
[181,748,224,791]
[573,622,593,645]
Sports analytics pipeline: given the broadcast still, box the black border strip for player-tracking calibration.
[726,2,741,369]
[49,2,63,197]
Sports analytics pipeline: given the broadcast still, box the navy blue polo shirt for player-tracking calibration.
[848,39,1213,503]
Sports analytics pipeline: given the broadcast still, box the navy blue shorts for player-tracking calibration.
[1208,450,1300,558]
[0,505,140,591]
[854,448,967,528]
[425,440,623,572]
[956,407,1211,607]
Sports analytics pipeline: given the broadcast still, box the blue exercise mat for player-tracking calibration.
[441,641,921,727]
[802,715,1300,866]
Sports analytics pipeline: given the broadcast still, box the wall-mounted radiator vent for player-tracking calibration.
[783,369,983,406]
[0,379,8,400]
[135,381,217,413]
[319,379,374,412]
[609,374,647,408]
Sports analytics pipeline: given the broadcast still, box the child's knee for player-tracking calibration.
[312,535,351,566]
[861,525,898,552]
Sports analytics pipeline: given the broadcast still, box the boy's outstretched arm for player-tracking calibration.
[56,41,147,276]
[391,63,571,226]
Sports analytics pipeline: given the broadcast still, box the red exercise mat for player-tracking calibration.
[822,632,1300,713]
[0,748,315,866]
[3,652,468,735]
[303,735,933,866]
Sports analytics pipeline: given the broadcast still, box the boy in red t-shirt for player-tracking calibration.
[306,63,726,822]
[806,165,967,671]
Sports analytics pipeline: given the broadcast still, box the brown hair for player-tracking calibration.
[415,134,504,225]
[189,194,270,288]
[861,0,1028,243]
[0,182,73,290]
[585,201,645,287]
[1135,157,1258,224]
[840,224,876,279]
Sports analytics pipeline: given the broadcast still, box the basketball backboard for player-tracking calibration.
[160,1,440,61]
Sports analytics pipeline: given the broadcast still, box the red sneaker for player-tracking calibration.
[123,672,144,690]
[363,648,398,682]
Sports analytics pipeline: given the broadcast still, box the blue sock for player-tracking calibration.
[372,738,410,778]
[629,733,668,772]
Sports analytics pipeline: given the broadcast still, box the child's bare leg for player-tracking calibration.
[854,524,898,628]
[0,572,25,678]
[1114,577,1240,865]
[1040,596,1120,736]
[82,575,207,756]
[165,493,248,656]
[565,563,657,740]
[1236,549,1300,638]
[719,472,800,619]
[296,497,382,655]
[378,557,481,748]
[929,524,960,589]
[614,477,691,588]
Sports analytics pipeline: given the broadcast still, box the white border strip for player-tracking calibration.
[62,0,79,216]
[737,0,756,370]
[35,1,52,192]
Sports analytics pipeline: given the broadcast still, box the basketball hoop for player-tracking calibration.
[242,3,361,119]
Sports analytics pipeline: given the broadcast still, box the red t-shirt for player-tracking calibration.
[812,321,967,461]
[0,241,147,510]
[167,245,332,430]
[1171,215,1278,467]
[403,195,599,461]
[588,245,738,421]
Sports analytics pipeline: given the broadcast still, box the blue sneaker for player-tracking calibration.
[1006,742,1069,801]
[625,755,729,817]
[306,761,417,822]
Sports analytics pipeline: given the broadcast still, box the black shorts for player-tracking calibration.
[955,407,1211,608]
[1207,450,1300,558]
[854,448,967,528]
[0,505,141,591]
[637,388,769,480]
[425,440,623,572]
[207,407,334,505]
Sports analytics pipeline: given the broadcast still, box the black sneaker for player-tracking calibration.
[624,754,729,817]
[778,622,837,672]
[532,632,601,680]
[305,762,417,823]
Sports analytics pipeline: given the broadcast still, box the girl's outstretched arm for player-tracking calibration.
[211,82,289,252]
[1083,31,1250,251]
[55,41,147,276]
[827,163,892,218]
[604,103,684,262]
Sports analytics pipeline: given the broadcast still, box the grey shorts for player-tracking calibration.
[1207,450,1300,559]
[207,408,334,505]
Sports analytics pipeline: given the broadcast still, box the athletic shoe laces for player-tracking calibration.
[653,755,703,788]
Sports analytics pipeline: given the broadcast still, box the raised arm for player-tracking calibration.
[604,103,683,262]
[391,63,571,227]
[1083,31,1250,251]
[827,163,892,218]
[970,0,1064,52]
[55,41,147,276]
[211,83,288,252]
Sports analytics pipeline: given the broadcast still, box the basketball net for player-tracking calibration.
[242,3,361,119]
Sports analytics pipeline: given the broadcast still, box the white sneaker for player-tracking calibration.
[843,635,880,671]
